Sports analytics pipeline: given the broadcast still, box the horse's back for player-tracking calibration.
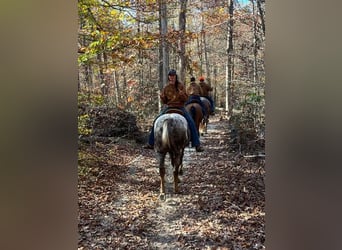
[185,102,203,134]
[200,97,211,115]
[154,113,189,153]
[185,102,202,115]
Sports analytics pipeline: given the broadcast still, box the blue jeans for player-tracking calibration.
[185,95,207,117]
[148,107,201,147]
[204,96,215,113]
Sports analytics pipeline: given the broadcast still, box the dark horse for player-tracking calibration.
[200,97,211,134]
[185,102,204,136]
[154,113,190,197]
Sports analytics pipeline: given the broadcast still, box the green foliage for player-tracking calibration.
[229,90,265,152]
[78,141,91,174]
[78,92,106,137]
[249,92,262,103]
[242,92,263,107]
[78,0,159,67]
[78,114,92,136]
[78,150,104,177]
[78,92,105,107]
[78,151,91,176]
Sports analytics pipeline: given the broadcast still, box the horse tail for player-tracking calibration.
[161,119,171,148]
[190,106,196,120]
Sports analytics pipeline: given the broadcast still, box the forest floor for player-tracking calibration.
[78,115,265,249]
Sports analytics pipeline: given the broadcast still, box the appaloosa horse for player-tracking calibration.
[154,113,190,198]
[185,102,204,137]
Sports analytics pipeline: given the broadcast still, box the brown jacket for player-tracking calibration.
[186,81,201,96]
[199,81,213,96]
[160,82,188,108]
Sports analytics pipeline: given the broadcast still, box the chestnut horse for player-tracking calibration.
[185,102,204,137]
[154,113,190,197]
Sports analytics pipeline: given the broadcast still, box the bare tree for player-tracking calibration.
[178,0,188,83]
[226,0,234,116]
[257,0,265,37]
[203,32,211,84]
[251,0,258,86]
[159,0,169,91]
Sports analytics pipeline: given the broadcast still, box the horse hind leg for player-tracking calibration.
[178,149,185,175]
[173,166,180,194]
[201,117,209,134]
[203,120,208,134]
[158,153,166,196]
[199,121,205,136]
[179,163,183,175]
[172,154,183,194]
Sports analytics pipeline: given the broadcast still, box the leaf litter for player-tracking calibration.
[78,116,265,249]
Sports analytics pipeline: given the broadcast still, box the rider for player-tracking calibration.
[199,76,215,115]
[185,76,207,117]
[144,69,204,152]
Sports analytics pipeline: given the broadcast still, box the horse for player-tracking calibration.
[154,113,190,197]
[200,97,211,134]
[185,102,204,136]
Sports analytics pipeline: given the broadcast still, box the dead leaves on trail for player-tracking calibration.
[78,117,265,249]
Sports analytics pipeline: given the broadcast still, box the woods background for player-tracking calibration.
[78,0,265,138]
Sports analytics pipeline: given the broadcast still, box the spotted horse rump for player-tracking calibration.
[154,113,190,198]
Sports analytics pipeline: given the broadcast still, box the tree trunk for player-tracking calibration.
[159,0,169,91]
[122,65,127,106]
[199,2,204,75]
[101,52,110,97]
[197,36,203,75]
[113,70,120,105]
[97,53,105,95]
[257,0,265,37]
[226,0,234,116]
[137,6,144,89]
[84,64,92,92]
[203,30,211,84]
[178,0,188,84]
[252,0,258,86]
[213,66,217,106]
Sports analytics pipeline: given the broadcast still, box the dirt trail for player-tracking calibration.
[145,121,228,249]
[78,117,265,249]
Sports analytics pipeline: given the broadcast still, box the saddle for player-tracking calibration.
[186,95,202,106]
[188,99,201,105]
[164,107,184,115]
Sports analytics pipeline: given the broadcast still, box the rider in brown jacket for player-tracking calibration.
[185,76,207,117]
[199,76,215,114]
[144,70,204,152]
